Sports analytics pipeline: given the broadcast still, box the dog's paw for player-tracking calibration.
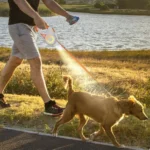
[114,143,122,148]
[52,132,58,137]
[89,132,97,141]
[89,134,94,141]
[82,137,90,142]
[119,144,125,148]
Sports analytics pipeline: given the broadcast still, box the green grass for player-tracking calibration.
[0,47,150,149]
[1,2,150,17]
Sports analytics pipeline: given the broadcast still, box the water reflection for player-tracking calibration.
[0,12,150,51]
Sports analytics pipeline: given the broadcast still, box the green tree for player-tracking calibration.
[94,2,109,10]
[146,0,150,9]
[94,2,101,8]
[117,0,149,9]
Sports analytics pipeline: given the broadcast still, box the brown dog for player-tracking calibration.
[53,76,148,147]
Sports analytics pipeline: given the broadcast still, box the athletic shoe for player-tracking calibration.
[44,100,64,117]
[0,94,10,109]
[67,16,79,25]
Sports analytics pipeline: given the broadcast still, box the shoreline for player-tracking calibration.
[1,47,150,62]
[1,46,150,52]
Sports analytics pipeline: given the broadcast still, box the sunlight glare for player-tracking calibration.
[56,44,104,94]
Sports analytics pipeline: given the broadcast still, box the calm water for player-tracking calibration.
[0,12,150,51]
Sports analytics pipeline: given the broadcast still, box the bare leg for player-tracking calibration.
[78,114,88,141]
[0,56,23,93]
[103,126,121,147]
[28,57,50,103]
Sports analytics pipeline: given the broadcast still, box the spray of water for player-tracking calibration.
[56,44,93,89]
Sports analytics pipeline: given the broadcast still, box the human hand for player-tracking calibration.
[66,15,79,25]
[33,13,49,29]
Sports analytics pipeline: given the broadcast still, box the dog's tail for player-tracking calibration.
[63,75,74,97]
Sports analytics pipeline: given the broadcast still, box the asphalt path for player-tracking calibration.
[0,128,143,150]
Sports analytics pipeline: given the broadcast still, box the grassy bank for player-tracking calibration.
[0,47,150,149]
[62,4,150,16]
[1,2,150,17]
[0,2,53,17]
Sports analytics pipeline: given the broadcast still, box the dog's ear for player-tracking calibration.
[128,95,136,105]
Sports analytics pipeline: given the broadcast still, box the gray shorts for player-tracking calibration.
[9,23,40,59]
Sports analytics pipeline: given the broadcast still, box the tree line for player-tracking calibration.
[117,0,150,9]
[94,0,150,10]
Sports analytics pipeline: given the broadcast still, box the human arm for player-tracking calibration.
[42,0,72,20]
[13,0,48,29]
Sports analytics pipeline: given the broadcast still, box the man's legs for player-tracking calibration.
[0,55,49,101]
[5,23,63,116]
[0,56,23,93]
[27,56,63,116]
[0,55,63,115]
[27,57,50,103]
[0,56,23,108]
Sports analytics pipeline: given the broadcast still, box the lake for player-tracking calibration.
[0,12,150,51]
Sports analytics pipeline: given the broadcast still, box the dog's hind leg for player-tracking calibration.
[90,124,104,141]
[52,105,75,135]
[78,114,89,141]
[103,125,121,147]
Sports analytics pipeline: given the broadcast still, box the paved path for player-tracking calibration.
[0,128,142,150]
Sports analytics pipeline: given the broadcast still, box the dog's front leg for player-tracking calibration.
[103,126,121,147]
[52,118,62,136]
[78,114,89,141]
